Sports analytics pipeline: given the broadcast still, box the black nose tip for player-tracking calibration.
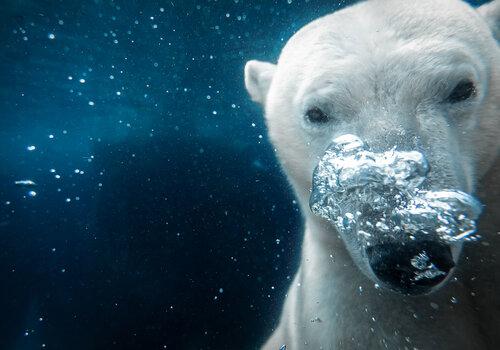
[367,240,455,295]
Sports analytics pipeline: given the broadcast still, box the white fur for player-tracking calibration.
[245,0,500,349]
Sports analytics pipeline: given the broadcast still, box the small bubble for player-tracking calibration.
[48,134,54,139]
[48,33,55,39]
[79,78,85,84]
[88,101,95,106]
[26,145,36,151]
[28,190,37,197]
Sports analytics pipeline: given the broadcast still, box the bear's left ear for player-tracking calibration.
[244,60,276,106]
[478,0,500,42]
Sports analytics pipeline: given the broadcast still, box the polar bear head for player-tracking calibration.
[245,0,500,295]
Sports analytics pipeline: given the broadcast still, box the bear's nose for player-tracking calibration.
[366,240,454,295]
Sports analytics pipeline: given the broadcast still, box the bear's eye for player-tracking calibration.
[306,107,330,124]
[446,80,476,103]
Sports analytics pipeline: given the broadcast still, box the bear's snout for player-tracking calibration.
[310,134,482,293]
[366,240,455,295]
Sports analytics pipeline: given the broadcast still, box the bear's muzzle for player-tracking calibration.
[309,134,482,294]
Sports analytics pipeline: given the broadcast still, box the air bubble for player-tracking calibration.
[310,134,482,248]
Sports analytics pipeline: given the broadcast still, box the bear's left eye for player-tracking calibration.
[306,107,330,124]
[446,80,476,103]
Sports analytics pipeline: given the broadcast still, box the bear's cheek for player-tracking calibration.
[266,126,319,189]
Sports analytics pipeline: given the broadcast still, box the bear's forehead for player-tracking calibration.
[279,0,489,68]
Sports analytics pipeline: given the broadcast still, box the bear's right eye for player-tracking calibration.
[306,107,330,124]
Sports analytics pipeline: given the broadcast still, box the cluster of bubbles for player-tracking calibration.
[309,134,482,246]
[410,251,447,281]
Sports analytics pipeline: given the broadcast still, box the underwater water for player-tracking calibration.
[0,0,491,349]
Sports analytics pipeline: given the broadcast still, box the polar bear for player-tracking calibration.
[244,0,500,349]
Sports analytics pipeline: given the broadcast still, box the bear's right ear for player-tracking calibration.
[244,60,276,105]
[478,0,500,42]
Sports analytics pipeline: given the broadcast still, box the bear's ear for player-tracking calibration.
[478,0,500,42]
[244,60,276,105]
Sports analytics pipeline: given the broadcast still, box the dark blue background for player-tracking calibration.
[0,0,489,349]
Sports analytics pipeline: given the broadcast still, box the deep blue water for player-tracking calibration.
[0,0,490,349]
